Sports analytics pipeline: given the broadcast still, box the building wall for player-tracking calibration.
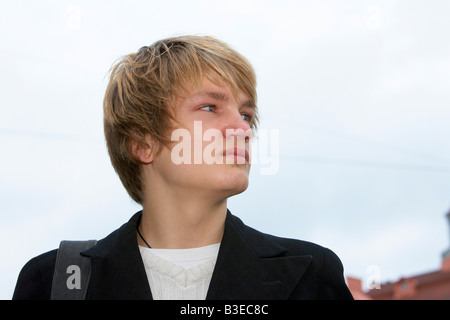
[348,258,450,300]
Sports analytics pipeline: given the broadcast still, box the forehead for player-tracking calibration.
[177,76,253,107]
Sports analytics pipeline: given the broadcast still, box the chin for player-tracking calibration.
[215,169,249,198]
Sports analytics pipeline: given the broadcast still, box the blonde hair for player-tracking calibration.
[103,35,258,204]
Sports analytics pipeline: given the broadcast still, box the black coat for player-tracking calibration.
[13,210,353,300]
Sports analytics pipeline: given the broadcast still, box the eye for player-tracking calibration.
[200,105,216,112]
[241,113,252,122]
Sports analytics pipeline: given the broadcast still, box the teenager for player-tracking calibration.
[13,35,353,300]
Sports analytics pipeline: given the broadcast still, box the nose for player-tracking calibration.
[222,110,252,141]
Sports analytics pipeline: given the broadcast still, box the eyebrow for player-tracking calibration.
[195,91,229,102]
[194,91,256,109]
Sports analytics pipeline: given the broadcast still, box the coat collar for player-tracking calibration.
[81,211,151,299]
[206,211,312,299]
[82,210,312,300]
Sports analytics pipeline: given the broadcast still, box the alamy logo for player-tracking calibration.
[170,121,279,175]
[66,265,81,290]
[366,265,381,290]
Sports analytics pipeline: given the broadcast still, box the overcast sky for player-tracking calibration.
[1,0,450,299]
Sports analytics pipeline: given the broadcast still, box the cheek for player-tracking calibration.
[157,131,251,190]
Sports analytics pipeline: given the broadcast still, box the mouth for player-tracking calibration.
[223,147,249,164]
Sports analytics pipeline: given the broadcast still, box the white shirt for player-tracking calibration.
[139,243,220,300]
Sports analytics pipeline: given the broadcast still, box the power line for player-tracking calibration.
[0,128,98,142]
[264,117,450,165]
[282,155,450,173]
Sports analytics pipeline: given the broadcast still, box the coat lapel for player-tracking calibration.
[206,212,312,300]
[81,212,152,300]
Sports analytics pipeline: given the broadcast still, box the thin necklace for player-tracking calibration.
[137,225,152,248]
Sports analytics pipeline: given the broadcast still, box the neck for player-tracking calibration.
[139,190,227,249]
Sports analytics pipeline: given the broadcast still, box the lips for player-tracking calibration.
[223,147,249,164]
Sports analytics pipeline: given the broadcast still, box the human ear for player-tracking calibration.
[130,135,154,164]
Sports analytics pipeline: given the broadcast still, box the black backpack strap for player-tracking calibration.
[51,240,97,300]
